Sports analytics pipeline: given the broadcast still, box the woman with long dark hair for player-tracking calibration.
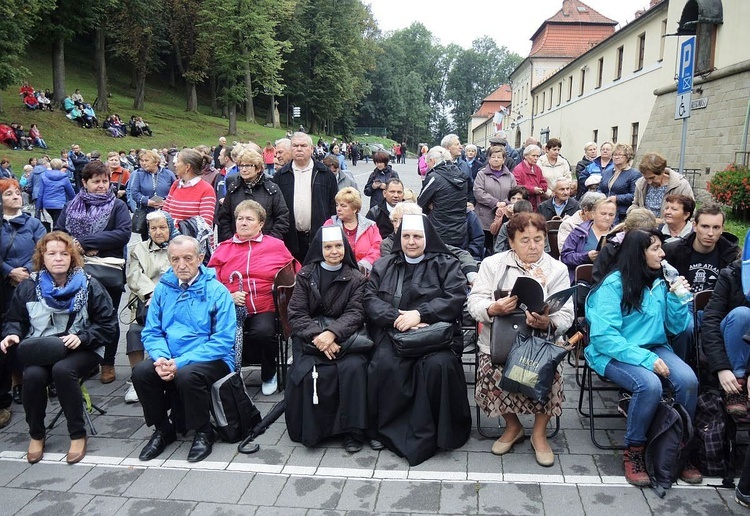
[586,228,700,486]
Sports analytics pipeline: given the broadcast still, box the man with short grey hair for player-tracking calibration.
[274,138,292,170]
[213,137,226,169]
[537,177,579,221]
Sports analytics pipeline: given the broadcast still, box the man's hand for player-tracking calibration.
[0,335,20,354]
[154,357,177,381]
[718,369,742,394]
[394,310,421,332]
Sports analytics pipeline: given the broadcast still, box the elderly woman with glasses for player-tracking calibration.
[598,143,640,223]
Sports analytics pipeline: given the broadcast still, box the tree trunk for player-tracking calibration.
[228,102,237,135]
[133,67,146,110]
[51,37,66,106]
[0,97,4,113]
[186,81,198,112]
[210,75,218,116]
[168,58,176,89]
[244,64,254,123]
[93,27,109,112]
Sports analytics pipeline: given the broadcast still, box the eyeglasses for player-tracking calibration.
[237,164,256,169]
[529,154,540,158]
[613,153,626,157]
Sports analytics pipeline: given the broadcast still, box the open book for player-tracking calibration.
[509,276,576,314]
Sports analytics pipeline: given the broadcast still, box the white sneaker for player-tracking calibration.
[124,382,139,404]
[261,374,278,396]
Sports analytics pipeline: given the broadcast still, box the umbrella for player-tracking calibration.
[237,399,286,454]
[229,271,247,373]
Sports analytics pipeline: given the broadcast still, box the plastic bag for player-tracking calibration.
[500,331,568,402]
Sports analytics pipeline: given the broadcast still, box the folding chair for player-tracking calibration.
[692,289,713,381]
[569,264,593,387]
[47,379,107,436]
[272,259,298,392]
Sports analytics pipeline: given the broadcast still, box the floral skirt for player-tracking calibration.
[475,352,564,418]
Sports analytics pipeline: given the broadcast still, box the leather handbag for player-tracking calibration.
[388,321,454,358]
[131,208,147,234]
[18,336,68,367]
[490,310,530,365]
[84,256,126,291]
[302,316,374,358]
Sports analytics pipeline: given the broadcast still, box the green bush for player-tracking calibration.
[707,164,750,219]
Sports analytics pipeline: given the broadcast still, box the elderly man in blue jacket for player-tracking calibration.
[133,235,236,463]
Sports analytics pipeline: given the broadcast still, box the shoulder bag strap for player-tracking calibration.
[390,266,404,309]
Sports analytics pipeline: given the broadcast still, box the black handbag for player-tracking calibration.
[124,296,149,326]
[499,330,568,402]
[386,267,454,358]
[489,265,530,365]
[131,207,148,234]
[302,316,373,357]
[84,256,126,291]
[17,313,76,367]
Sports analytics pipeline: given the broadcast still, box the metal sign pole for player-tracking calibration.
[678,117,688,174]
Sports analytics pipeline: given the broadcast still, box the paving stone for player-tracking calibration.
[467,451,502,474]
[21,490,94,515]
[7,462,93,491]
[564,428,619,454]
[319,446,379,470]
[646,487,737,515]
[70,465,144,496]
[500,448,564,476]
[592,453,625,477]
[477,482,543,515]
[439,481,478,514]
[375,480,441,513]
[578,485,650,516]
[335,479,379,512]
[286,445,326,468]
[121,467,188,499]
[0,459,30,486]
[169,469,253,504]
[0,486,38,515]
[115,497,196,515]
[238,473,286,506]
[232,443,293,466]
[460,431,496,453]
[540,484,585,516]
[84,415,146,439]
[276,476,345,509]
[306,510,346,516]
[78,494,129,515]
[409,450,467,474]
[99,396,148,417]
[84,436,142,458]
[558,453,598,476]
[716,488,747,515]
[191,502,258,515]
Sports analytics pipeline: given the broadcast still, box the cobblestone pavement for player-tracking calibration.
[0,159,744,515]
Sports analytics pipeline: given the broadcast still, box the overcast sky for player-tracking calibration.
[366,0,653,56]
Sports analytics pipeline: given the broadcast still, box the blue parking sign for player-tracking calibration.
[678,37,695,94]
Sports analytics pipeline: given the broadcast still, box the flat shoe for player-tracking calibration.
[530,435,555,467]
[369,439,385,451]
[66,437,87,464]
[491,428,525,456]
[344,434,362,454]
[27,438,45,464]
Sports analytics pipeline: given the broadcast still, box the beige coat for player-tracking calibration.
[538,154,572,197]
[632,168,694,217]
[126,240,171,318]
[468,251,574,355]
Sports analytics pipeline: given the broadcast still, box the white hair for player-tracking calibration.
[426,146,451,163]
[464,144,477,153]
[583,141,597,152]
[391,202,423,221]
[552,176,571,189]
[291,132,312,146]
[523,144,541,157]
[440,134,459,148]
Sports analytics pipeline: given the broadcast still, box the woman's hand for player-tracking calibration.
[8,267,29,285]
[669,276,691,293]
[147,198,164,208]
[653,358,670,377]
[525,305,551,330]
[231,291,247,306]
[0,335,20,354]
[718,369,742,394]
[323,342,341,360]
[587,250,599,262]
[394,310,421,332]
[61,334,81,350]
[487,295,518,317]
[313,330,337,352]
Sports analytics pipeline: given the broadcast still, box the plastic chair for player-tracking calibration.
[272,259,298,391]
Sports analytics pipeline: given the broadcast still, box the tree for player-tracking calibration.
[0,0,47,112]
[168,0,209,112]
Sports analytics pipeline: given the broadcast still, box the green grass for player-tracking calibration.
[0,46,396,172]
[724,217,749,243]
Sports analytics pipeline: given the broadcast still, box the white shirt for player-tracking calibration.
[292,159,314,232]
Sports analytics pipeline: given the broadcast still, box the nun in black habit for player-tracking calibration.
[365,214,472,466]
[285,225,370,452]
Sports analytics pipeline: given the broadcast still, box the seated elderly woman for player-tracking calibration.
[0,231,116,464]
[560,197,617,282]
[591,207,657,284]
[494,200,551,255]
[123,210,178,403]
[208,200,295,396]
[633,152,694,219]
[659,194,695,243]
[217,146,290,243]
[468,212,574,467]
[324,187,381,274]
[365,214,471,466]
[557,191,605,254]
[586,228,700,486]
[285,226,370,452]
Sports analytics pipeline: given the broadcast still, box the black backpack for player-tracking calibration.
[210,371,262,443]
[694,390,731,478]
[644,398,695,497]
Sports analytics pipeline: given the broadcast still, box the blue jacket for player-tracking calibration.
[0,213,46,276]
[125,167,176,211]
[560,220,596,282]
[585,271,690,376]
[577,157,615,197]
[142,265,236,371]
[30,165,46,200]
[598,167,640,221]
[37,169,75,209]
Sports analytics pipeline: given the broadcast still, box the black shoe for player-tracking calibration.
[344,434,362,454]
[47,382,57,399]
[139,429,176,461]
[369,439,385,451]
[12,385,22,405]
[187,431,214,462]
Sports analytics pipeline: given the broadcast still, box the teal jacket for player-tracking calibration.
[585,271,689,376]
[142,265,236,371]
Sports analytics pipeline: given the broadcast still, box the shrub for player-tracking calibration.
[707,163,750,219]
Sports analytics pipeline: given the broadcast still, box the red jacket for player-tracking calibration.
[324,214,381,271]
[512,160,548,210]
[208,234,295,314]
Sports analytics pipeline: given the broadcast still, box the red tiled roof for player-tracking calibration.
[484,85,512,103]
[473,85,512,117]
[545,0,617,25]
[530,24,616,58]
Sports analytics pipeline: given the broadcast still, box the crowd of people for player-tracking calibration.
[1,128,749,504]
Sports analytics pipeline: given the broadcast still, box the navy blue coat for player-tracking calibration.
[1,213,46,277]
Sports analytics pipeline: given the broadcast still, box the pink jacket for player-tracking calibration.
[512,160,548,210]
[208,234,295,314]
[324,214,382,271]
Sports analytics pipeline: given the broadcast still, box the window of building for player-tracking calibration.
[659,19,667,61]
[557,82,562,105]
[593,129,598,143]
[695,23,717,74]
[541,92,545,112]
[615,46,624,80]
[635,32,646,71]
[612,126,619,143]
[548,88,553,109]
[567,76,573,101]
[579,68,586,96]
[596,57,604,88]
[631,122,639,153]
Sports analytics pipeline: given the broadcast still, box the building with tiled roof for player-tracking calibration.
[468,85,512,148]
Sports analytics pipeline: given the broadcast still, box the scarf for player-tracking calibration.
[36,268,88,313]
[511,250,547,287]
[243,173,264,190]
[64,189,116,239]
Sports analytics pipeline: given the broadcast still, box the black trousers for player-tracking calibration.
[102,285,123,366]
[244,312,277,382]
[23,349,101,440]
[0,346,12,410]
[132,358,229,431]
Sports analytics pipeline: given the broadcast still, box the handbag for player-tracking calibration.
[489,265,530,365]
[499,329,568,402]
[386,267,454,358]
[84,256,126,291]
[123,295,149,326]
[131,208,147,234]
[17,313,76,367]
[302,316,373,357]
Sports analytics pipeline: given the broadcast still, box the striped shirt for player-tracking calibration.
[163,176,217,226]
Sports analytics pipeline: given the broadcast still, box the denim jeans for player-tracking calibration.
[604,345,698,446]
[722,306,750,377]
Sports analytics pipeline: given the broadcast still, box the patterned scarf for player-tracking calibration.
[511,251,548,287]
[64,189,116,239]
[36,268,88,313]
